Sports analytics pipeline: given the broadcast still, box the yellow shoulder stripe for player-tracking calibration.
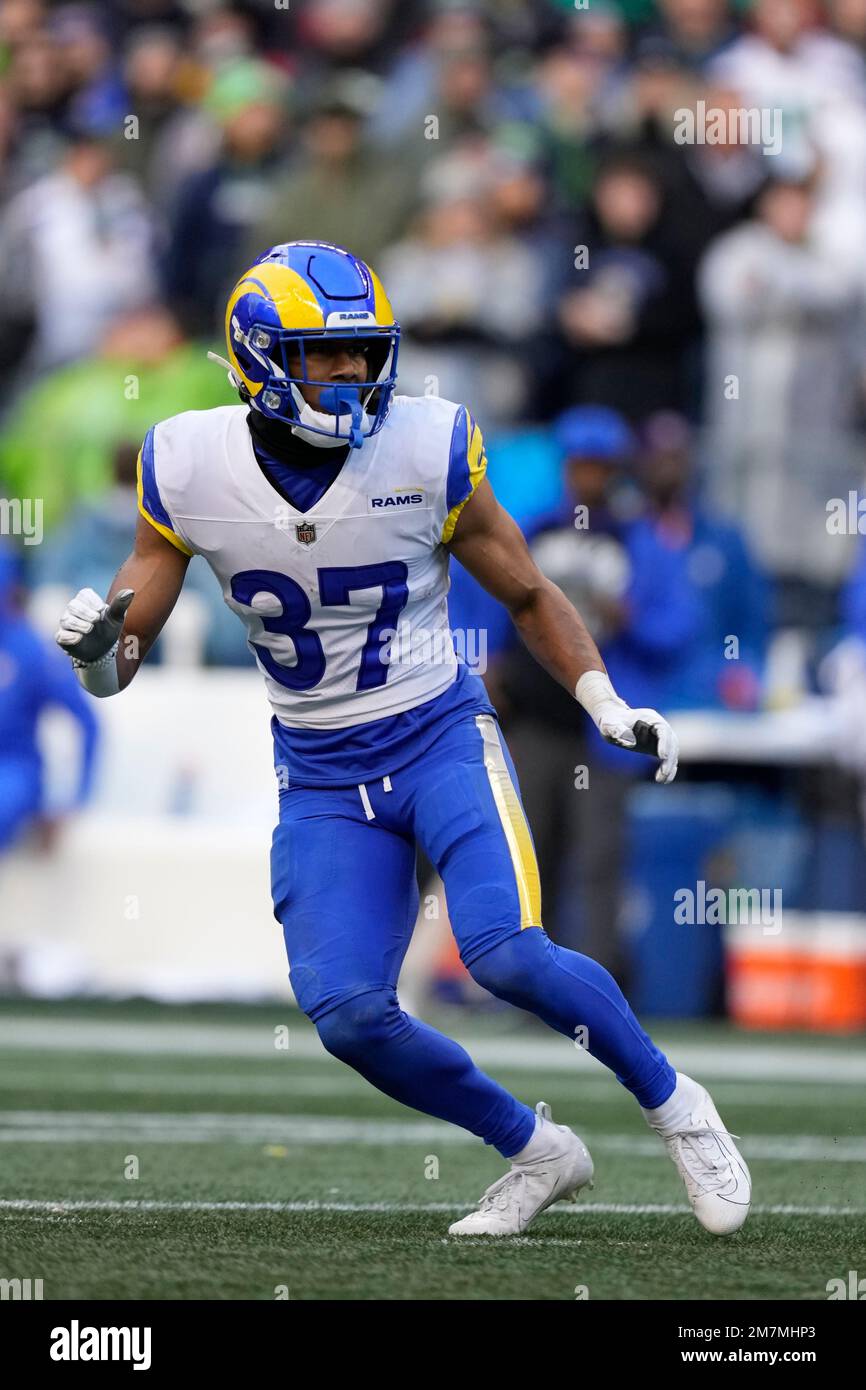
[136,450,194,557]
[442,412,488,545]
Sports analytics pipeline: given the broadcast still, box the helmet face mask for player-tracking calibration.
[223,242,401,448]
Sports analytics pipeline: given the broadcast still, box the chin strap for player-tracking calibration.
[348,396,365,449]
[207,352,373,448]
[289,384,371,449]
[318,385,366,449]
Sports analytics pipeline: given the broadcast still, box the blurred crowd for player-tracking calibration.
[4,0,866,882]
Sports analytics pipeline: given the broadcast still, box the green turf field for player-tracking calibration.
[0,1000,864,1300]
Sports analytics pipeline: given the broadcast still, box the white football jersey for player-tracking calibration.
[137,396,487,729]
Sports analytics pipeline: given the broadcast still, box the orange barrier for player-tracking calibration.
[726,913,866,1032]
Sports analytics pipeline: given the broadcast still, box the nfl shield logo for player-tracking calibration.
[295,521,316,545]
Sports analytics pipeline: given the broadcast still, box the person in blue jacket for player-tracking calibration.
[841,532,866,647]
[635,412,767,714]
[0,545,99,853]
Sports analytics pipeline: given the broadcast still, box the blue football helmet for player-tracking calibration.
[221,240,400,448]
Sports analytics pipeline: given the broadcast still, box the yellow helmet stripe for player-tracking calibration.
[225,264,328,390]
[368,266,396,326]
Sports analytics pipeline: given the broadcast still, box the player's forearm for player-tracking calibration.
[509,576,607,696]
[509,578,679,780]
[114,520,191,688]
[106,567,159,691]
[448,484,610,698]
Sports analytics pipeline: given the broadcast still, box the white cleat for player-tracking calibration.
[448,1102,594,1237]
[647,1072,751,1236]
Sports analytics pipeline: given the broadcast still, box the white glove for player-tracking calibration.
[56,587,134,696]
[576,670,679,784]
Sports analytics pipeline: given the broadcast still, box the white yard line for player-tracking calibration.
[0,1072,360,1097]
[0,1197,861,1218]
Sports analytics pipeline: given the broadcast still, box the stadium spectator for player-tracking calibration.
[546,151,699,420]
[295,0,405,80]
[827,0,866,53]
[381,144,546,425]
[494,406,699,974]
[0,544,98,854]
[709,0,866,206]
[52,3,127,137]
[0,127,157,388]
[367,2,499,148]
[842,529,866,643]
[0,17,70,197]
[698,171,865,623]
[163,57,292,336]
[30,441,147,603]
[0,304,233,533]
[530,40,617,212]
[635,409,768,711]
[0,0,45,48]
[649,0,739,70]
[117,25,220,214]
[250,70,415,274]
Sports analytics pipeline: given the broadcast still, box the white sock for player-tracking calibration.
[641,1072,697,1134]
[511,1115,560,1164]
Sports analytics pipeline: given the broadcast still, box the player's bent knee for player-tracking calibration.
[314,988,404,1065]
[468,928,549,1005]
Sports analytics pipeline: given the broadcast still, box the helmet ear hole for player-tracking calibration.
[366,340,391,381]
[233,343,261,380]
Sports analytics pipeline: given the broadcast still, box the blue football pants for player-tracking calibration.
[271,712,675,1157]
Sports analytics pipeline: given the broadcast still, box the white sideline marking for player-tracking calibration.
[1,1017,865,1082]
[0,1198,861,1218]
[0,1110,864,1161]
[0,1072,360,1098]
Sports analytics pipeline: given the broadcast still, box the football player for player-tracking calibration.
[56,241,751,1236]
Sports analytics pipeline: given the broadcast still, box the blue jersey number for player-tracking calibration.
[230,562,410,692]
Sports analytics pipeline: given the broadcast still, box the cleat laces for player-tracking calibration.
[673,1125,741,1195]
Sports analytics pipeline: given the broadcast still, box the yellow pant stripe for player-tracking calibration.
[475,714,542,928]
